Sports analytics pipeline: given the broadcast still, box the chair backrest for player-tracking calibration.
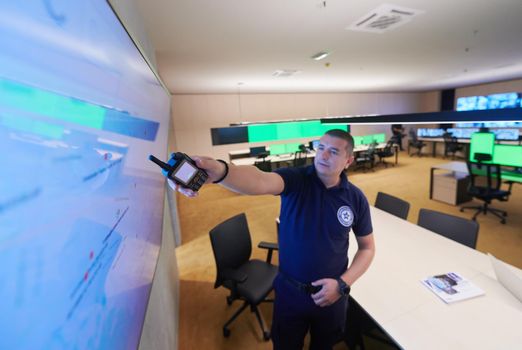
[467,160,503,192]
[375,192,410,220]
[254,159,272,172]
[417,209,479,249]
[293,151,307,167]
[209,213,252,288]
[408,129,418,142]
[380,140,395,156]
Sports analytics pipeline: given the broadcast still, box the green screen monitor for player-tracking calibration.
[285,142,301,153]
[362,135,374,145]
[269,143,286,155]
[248,123,277,142]
[277,122,302,139]
[373,133,386,143]
[353,136,363,146]
[493,145,522,168]
[469,132,495,162]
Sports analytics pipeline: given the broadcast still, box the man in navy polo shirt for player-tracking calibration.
[173,129,375,349]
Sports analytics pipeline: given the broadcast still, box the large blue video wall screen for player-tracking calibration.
[0,1,170,349]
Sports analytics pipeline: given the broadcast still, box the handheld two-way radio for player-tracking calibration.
[149,153,208,192]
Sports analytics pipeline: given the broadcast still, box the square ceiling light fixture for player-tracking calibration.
[347,4,425,34]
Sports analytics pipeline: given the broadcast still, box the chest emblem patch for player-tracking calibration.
[337,206,354,227]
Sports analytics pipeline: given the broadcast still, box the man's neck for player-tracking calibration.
[318,173,341,189]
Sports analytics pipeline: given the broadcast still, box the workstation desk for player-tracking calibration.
[429,161,522,205]
[418,137,520,158]
[229,143,398,167]
[348,206,522,349]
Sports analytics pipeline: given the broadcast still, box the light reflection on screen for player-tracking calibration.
[0,1,170,349]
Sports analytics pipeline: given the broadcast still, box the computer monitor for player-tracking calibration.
[492,129,520,141]
[309,139,320,150]
[269,144,287,155]
[469,132,495,161]
[353,136,364,146]
[362,135,374,145]
[250,146,267,157]
[373,133,386,143]
[417,128,445,138]
[492,145,522,168]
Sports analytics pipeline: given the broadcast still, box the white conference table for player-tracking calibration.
[348,206,522,350]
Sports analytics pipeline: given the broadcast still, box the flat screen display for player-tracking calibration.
[456,92,521,111]
[0,1,170,349]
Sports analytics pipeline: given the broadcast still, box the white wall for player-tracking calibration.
[171,92,433,159]
[456,78,522,99]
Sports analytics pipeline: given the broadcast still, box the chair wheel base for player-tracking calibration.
[223,327,231,338]
[263,331,271,341]
[501,219,506,224]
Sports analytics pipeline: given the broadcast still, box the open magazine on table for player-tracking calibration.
[421,272,485,303]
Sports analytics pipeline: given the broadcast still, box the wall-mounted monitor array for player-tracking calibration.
[353,133,386,146]
[211,120,349,145]
[269,142,302,155]
[456,121,522,128]
[418,128,519,141]
[456,92,521,111]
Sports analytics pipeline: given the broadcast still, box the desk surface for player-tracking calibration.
[348,207,522,349]
[230,143,388,166]
[432,161,522,183]
[432,161,468,173]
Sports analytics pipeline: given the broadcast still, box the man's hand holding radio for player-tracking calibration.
[168,156,226,197]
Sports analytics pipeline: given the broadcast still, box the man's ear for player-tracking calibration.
[345,155,355,169]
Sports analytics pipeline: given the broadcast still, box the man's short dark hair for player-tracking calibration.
[325,129,354,154]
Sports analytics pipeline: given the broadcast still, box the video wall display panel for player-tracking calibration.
[0,1,170,349]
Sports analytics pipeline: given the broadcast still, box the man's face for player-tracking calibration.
[314,134,354,177]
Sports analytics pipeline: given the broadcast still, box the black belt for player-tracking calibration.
[280,272,322,295]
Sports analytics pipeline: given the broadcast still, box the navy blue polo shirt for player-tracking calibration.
[274,165,372,283]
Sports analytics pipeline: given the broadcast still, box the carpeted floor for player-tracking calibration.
[175,152,522,349]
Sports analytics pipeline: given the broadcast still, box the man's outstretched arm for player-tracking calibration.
[170,156,284,197]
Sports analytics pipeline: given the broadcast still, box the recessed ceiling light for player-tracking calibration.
[272,69,301,77]
[311,51,330,61]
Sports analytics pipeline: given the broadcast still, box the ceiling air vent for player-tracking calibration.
[347,4,424,33]
[272,69,301,77]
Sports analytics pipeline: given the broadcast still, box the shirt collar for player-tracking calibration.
[309,165,350,190]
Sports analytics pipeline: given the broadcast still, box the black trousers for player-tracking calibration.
[271,273,348,350]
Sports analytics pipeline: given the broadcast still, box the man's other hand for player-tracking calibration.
[310,278,341,307]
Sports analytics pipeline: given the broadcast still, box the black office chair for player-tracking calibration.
[293,149,307,167]
[209,213,278,340]
[460,154,511,224]
[408,129,426,157]
[375,140,395,167]
[354,142,376,172]
[443,132,463,159]
[418,208,479,249]
[254,158,272,172]
[374,192,410,220]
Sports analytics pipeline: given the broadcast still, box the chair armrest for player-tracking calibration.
[222,268,247,283]
[258,241,279,250]
[258,241,279,264]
